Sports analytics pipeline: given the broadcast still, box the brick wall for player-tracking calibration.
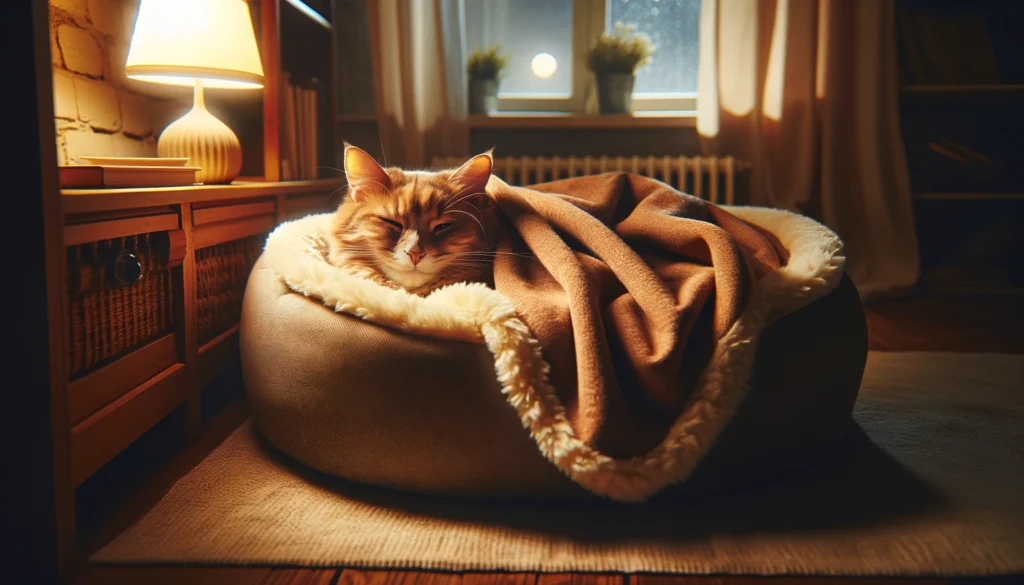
[49,0,188,165]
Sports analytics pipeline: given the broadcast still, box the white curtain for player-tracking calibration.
[697,0,920,300]
[367,0,469,168]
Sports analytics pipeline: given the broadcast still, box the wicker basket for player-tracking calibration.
[195,234,267,347]
[66,232,176,380]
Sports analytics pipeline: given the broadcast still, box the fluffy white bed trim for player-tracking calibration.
[261,205,845,502]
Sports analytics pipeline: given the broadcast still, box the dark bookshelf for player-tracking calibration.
[895,0,1024,290]
[279,0,337,179]
[331,0,383,164]
[214,0,338,181]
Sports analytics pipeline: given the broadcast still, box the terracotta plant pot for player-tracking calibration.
[468,78,499,114]
[596,73,635,114]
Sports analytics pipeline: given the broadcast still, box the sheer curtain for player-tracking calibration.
[697,0,920,300]
[366,0,469,168]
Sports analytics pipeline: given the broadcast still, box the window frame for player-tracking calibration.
[491,0,698,113]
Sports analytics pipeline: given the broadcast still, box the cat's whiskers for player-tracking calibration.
[317,164,376,200]
[444,182,477,200]
[350,178,394,197]
[377,132,389,168]
[326,185,348,201]
[444,257,493,264]
[447,209,487,239]
[322,176,364,203]
[453,250,533,256]
[451,251,537,261]
[442,191,486,210]
[443,264,491,273]
[443,256,497,266]
[450,201,485,238]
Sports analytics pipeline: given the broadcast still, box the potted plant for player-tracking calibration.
[587,22,655,114]
[467,45,509,115]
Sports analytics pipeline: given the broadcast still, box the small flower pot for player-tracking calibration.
[596,72,635,114]
[468,78,499,114]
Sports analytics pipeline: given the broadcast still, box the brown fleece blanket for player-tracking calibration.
[487,173,788,459]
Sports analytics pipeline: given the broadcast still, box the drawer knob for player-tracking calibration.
[113,249,143,285]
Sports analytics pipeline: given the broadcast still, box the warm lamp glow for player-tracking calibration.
[127,0,264,89]
[125,0,265,184]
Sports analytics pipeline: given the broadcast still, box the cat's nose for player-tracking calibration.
[406,249,423,265]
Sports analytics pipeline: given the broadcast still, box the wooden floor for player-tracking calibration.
[863,291,1024,353]
[71,291,1024,585]
[74,568,970,585]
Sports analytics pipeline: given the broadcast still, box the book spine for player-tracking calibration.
[308,88,318,180]
[282,73,297,181]
[913,11,947,84]
[295,83,305,180]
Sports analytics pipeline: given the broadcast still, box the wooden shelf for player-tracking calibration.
[899,84,1024,104]
[23,2,346,573]
[336,114,378,123]
[67,335,179,426]
[914,192,1024,201]
[70,363,188,487]
[197,325,241,390]
[60,175,343,495]
[468,112,697,130]
[900,84,1024,93]
[915,285,1024,294]
[63,212,179,245]
[62,178,343,215]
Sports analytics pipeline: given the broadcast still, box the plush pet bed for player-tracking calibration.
[241,173,867,502]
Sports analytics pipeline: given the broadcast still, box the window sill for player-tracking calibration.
[468,111,697,130]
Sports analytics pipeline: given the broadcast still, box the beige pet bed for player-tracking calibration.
[240,204,868,503]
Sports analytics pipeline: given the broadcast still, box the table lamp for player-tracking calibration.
[126,0,264,184]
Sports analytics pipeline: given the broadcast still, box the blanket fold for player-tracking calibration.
[487,174,789,457]
[262,172,846,501]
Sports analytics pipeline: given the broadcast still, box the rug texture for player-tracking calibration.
[93,352,1023,576]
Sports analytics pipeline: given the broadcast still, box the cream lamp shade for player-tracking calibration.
[127,0,265,183]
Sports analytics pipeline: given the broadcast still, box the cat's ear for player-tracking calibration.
[344,143,390,202]
[448,150,493,200]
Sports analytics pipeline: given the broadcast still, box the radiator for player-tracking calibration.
[432,155,750,205]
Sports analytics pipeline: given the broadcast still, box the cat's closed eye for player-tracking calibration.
[377,217,403,230]
[330,144,495,296]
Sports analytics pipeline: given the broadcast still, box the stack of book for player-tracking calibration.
[59,157,200,188]
[280,73,320,181]
[895,7,1002,85]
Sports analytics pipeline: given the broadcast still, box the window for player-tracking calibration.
[463,0,701,113]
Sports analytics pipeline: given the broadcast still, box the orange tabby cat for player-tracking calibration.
[327,144,497,295]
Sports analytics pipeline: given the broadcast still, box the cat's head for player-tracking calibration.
[332,144,495,291]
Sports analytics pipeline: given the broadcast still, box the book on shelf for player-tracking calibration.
[907,134,1007,192]
[59,165,200,188]
[280,73,320,181]
[895,6,1002,86]
[927,138,993,167]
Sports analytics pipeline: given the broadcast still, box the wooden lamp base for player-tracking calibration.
[157,81,242,185]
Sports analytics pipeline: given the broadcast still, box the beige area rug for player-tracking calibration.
[93,352,1024,576]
